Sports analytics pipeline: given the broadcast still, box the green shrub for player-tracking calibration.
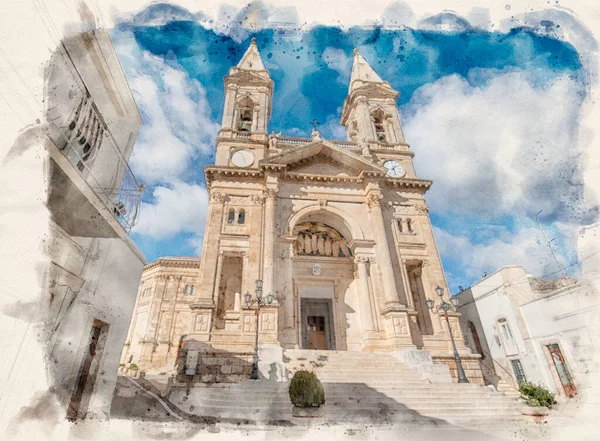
[129,363,139,371]
[119,363,125,367]
[519,382,557,408]
[289,371,325,408]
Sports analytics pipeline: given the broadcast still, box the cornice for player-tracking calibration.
[205,166,264,181]
[144,257,202,271]
[383,177,432,190]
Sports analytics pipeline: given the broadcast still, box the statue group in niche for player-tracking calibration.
[293,222,352,257]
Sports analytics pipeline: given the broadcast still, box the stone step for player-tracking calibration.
[171,404,520,419]
[175,397,517,409]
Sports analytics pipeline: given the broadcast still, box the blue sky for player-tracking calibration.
[110,2,595,293]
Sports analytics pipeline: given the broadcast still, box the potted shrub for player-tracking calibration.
[289,370,325,417]
[519,382,557,419]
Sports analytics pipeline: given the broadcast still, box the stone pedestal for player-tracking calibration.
[382,308,415,349]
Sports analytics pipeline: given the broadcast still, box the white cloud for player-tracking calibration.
[434,225,570,282]
[133,180,208,240]
[403,70,585,224]
[322,47,351,85]
[116,42,219,184]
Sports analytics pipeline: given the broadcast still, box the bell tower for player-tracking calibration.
[219,38,273,140]
[341,49,407,147]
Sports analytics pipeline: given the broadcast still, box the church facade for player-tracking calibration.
[121,39,482,383]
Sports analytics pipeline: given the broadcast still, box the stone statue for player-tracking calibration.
[268,131,279,149]
[292,222,352,257]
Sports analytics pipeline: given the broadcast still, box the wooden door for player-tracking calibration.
[67,324,102,420]
[307,316,327,350]
[548,344,577,397]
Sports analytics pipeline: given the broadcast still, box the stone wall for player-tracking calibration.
[434,355,485,385]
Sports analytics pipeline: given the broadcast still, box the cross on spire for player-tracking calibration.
[310,119,320,131]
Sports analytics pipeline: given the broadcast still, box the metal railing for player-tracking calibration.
[58,94,143,232]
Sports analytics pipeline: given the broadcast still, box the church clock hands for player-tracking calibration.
[231,149,255,167]
[383,160,405,178]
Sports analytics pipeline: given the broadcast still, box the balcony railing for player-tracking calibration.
[57,94,143,232]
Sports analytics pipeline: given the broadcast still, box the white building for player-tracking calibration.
[0,17,145,432]
[456,265,599,398]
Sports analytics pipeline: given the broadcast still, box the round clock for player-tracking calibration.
[383,160,405,178]
[231,149,255,167]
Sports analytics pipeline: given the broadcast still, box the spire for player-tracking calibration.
[236,37,266,71]
[348,48,384,93]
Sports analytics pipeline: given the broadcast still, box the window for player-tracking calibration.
[407,218,414,233]
[237,209,245,224]
[227,208,235,224]
[238,108,252,131]
[500,321,513,340]
[396,218,403,233]
[142,287,151,298]
[184,285,195,295]
[372,109,387,142]
[496,318,518,356]
[236,96,255,132]
[511,359,527,384]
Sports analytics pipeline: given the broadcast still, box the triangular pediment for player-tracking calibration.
[288,154,357,176]
[261,140,386,177]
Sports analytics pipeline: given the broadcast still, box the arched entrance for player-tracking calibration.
[286,207,363,351]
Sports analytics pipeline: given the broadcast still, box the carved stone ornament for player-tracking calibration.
[211,192,229,203]
[312,263,322,276]
[354,255,375,264]
[264,188,278,199]
[414,200,429,214]
[367,193,382,208]
[392,316,409,335]
[293,222,352,258]
[251,194,265,205]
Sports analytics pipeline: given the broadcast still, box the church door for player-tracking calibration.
[301,298,335,350]
[307,316,327,350]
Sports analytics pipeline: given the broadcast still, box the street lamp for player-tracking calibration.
[244,279,274,380]
[426,286,469,383]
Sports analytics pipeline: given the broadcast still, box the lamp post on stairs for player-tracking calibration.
[427,286,469,384]
[244,279,274,380]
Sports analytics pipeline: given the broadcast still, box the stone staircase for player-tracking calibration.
[163,349,522,429]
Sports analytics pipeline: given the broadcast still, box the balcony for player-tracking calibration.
[47,93,143,235]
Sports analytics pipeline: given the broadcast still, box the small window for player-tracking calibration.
[237,209,245,224]
[396,219,403,233]
[407,219,414,233]
[184,285,195,295]
[227,208,235,224]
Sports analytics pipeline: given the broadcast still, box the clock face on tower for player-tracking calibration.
[231,149,255,167]
[383,160,405,178]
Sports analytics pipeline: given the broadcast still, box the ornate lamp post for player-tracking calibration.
[426,286,469,384]
[244,279,274,380]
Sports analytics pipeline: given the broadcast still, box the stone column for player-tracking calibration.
[400,259,414,309]
[140,276,166,363]
[252,106,260,132]
[366,189,401,307]
[212,251,224,306]
[262,183,278,298]
[234,291,241,312]
[282,243,295,329]
[355,255,376,340]
[241,251,249,296]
